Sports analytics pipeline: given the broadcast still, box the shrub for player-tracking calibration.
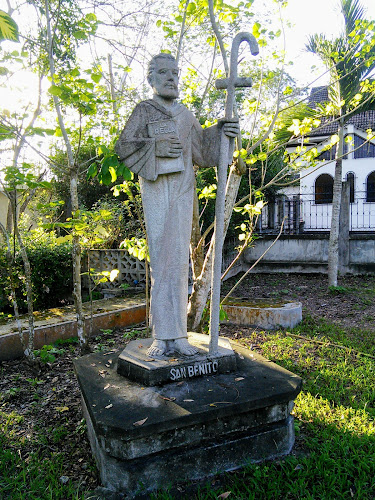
[0,228,73,313]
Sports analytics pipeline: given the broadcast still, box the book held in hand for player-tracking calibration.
[148,119,185,176]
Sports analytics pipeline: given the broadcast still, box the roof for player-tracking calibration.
[308,86,375,137]
[308,86,329,108]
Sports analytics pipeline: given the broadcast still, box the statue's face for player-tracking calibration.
[149,58,179,99]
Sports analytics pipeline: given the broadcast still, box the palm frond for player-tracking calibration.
[341,0,365,35]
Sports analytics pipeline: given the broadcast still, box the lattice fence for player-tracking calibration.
[87,240,242,291]
[88,249,146,289]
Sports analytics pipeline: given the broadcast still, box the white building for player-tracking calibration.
[265,87,375,233]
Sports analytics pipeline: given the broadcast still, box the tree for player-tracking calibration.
[0,4,47,364]
[42,0,101,352]
[39,0,153,349]
[306,0,375,287]
[173,0,300,330]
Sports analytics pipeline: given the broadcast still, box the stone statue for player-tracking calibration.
[115,53,239,357]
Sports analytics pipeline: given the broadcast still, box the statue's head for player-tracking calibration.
[147,53,179,100]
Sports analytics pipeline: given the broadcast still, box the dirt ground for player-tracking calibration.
[221,272,375,333]
[1,273,374,497]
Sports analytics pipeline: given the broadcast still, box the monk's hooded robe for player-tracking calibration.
[115,98,228,341]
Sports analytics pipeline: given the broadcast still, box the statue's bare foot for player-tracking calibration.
[147,340,168,357]
[173,338,198,356]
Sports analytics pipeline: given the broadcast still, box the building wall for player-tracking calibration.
[299,158,375,231]
[283,124,375,232]
[300,157,375,197]
[243,233,375,274]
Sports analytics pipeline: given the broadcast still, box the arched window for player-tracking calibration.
[315,174,334,204]
[366,171,375,202]
[346,172,355,203]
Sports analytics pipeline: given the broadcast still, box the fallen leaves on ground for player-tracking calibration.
[217,492,231,499]
[133,417,148,426]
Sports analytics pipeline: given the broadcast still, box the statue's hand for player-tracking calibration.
[155,137,183,158]
[220,118,240,138]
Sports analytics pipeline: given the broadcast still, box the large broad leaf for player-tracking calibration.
[0,10,19,42]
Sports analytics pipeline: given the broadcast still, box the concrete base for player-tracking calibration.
[74,341,302,498]
[117,332,237,386]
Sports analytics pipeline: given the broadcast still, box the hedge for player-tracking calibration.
[0,243,73,314]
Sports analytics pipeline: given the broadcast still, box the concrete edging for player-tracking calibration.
[0,304,146,362]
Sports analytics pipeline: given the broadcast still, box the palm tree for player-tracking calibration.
[306,0,375,287]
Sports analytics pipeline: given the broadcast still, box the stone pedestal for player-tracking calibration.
[74,338,302,498]
[117,332,237,386]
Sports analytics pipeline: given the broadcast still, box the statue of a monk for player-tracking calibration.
[115,53,239,357]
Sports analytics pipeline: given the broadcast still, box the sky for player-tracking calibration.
[2,0,375,104]
[282,0,375,86]
[1,0,375,136]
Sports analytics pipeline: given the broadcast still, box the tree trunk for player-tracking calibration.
[15,224,36,360]
[0,222,29,359]
[7,194,36,361]
[187,165,242,330]
[70,168,88,350]
[328,120,344,287]
[190,182,204,280]
[44,0,87,351]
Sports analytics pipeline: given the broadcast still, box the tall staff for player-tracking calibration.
[209,32,259,355]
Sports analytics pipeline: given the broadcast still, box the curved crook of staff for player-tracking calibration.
[209,32,259,355]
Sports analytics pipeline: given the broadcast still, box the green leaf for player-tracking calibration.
[99,209,113,219]
[48,85,63,96]
[199,184,217,200]
[98,145,109,155]
[101,170,112,185]
[96,225,109,237]
[87,163,98,179]
[73,30,87,40]
[0,10,19,42]
[121,166,133,181]
[109,166,117,183]
[86,13,97,22]
[91,73,102,83]
[252,22,261,39]
[219,306,228,321]
[187,2,196,14]
[39,181,52,189]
